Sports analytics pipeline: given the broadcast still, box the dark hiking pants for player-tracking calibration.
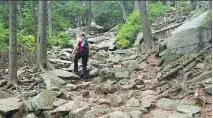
[74,49,89,80]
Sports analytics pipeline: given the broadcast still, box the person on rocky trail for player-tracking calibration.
[71,31,89,81]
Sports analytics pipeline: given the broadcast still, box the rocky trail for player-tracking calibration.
[0,29,211,118]
[0,10,212,118]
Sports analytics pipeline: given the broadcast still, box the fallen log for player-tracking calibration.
[158,45,212,82]
[151,23,183,34]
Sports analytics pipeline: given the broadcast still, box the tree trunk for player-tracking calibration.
[190,0,197,11]
[47,1,52,37]
[87,1,91,31]
[134,1,139,11]
[209,1,212,10]
[117,1,127,22]
[36,1,47,69]
[32,1,37,48]
[166,1,171,8]
[17,1,23,29]
[138,1,154,52]
[9,1,17,83]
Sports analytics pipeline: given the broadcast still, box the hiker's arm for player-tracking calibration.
[71,38,80,55]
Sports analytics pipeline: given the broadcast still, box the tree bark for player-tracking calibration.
[138,1,154,52]
[9,1,17,83]
[36,1,47,69]
[190,0,197,11]
[117,1,127,22]
[17,1,23,29]
[32,1,37,48]
[47,1,52,37]
[87,1,91,31]
[134,1,139,11]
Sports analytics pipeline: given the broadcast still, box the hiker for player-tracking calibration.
[71,31,89,81]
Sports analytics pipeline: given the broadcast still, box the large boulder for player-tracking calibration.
[159,11,212,62]
[41,72,66,90]
[0,97,23,115]
[26,89,57,111]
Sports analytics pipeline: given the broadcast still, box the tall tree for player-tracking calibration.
[47,1,52,37]
[36,1,47,70]
[117,1,127,22]
[190,0,197,11]
[32,1,37,47]
[87,1,91,31]
[134,1,139,11]
[138,1,154,52]
[9,1,17,83]
[17,1,23,29]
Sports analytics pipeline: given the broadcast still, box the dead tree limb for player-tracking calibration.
[187,71,212,84]
[158,45,212,82]
[151,23,183,34]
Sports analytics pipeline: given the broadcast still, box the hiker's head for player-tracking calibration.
[79,31,85,37]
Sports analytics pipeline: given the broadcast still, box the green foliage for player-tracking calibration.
[201,10,212,24]
[47,31,72,48]
[175,1,190,13]
[93,1,123,28]
[0,23,8,51]
[17,34,35,52]
[148,1,168,20]
[116,11,141,49]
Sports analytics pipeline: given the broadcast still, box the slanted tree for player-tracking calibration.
[138,0,155,52]
[117,0,127,22]
[47,1,52,37]
[190,0,197,11]
[134,1,139,11]
[9,1,17,83]
[87,1,91,31]
[32,1,37,48]
[36,1,48,71]
[17,1,23,29]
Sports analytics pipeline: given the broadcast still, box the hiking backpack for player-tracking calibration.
[81,37,89,49]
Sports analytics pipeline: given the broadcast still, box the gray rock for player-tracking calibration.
[128,60,139,71]
[41,72,66,90]
[107,94,123,107]
[89,68,99,77]
[129,110,142,118]
[121,61,130,67]
[53,99,68,107]
[195,63,205,69]
[176,104,200,117]
[115,71,130,79]
[50,69,80,80]
[98,111,130,118]
[25,114,38,118]
[121,55,138,61]
[202,86,212,94]
[23,90,37,98]
[51,101,89,114]
[150,109,173,118]
[28,89,57,110]
[95,80,117,94]
[0,97,23,114]
[83,105,115,118]
[69,106,90,118]
[168,112,189,118]
[159,11,211,62]
[65,84,78,91]
[126,97,140,107]
[134,32,143,46]
[48,59,72,64]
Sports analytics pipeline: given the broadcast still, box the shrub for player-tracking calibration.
[116,11,141,49]
[148,1,168,21]
[47,31,72,48]
[0,23,8,51]
[17,34,35,52]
